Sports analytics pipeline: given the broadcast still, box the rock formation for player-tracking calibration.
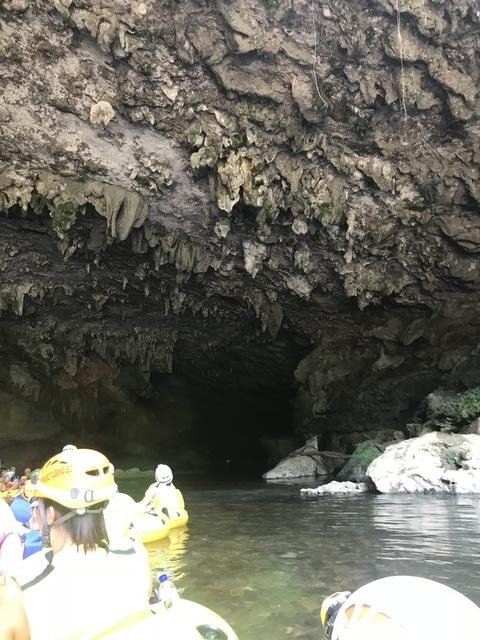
[262,435,328,479]
[0,0,479,471]
[367,431,480,493]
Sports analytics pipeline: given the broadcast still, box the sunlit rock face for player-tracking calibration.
[0,0,479,471]
[367,432,480,494]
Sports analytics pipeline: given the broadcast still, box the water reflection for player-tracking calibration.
[370,494,480,600]
[118,477,480,640]
[146,526,190,585]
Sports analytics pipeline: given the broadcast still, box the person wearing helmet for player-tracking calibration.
[138,464,185,520]
[11,448,152,640]
[61,444,77,452]
[320,575,480,640]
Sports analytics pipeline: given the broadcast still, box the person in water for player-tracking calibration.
[9,447,152,640]
[138,463,185,519]
[320,575,480,640]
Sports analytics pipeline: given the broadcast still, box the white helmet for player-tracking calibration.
[323,576,480,640]
[155,464,173,484]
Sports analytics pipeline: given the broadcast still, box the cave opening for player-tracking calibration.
[0,338,305,479]
[136,370,300,478]
[0,202,309,477]
[91,326,309,479]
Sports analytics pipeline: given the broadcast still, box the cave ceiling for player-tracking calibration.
[0,0,479,468]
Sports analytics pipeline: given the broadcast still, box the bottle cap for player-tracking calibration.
[159,573,168,583]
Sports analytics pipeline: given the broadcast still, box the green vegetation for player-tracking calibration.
[435,387,480,422]
[336,440,382,482]
[315,202,335,225]
[353,117,369,138]
[190,143,222,169]
[50,201,77,238]
[321,82,333,96]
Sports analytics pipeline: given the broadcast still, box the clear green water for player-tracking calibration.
[118,475,480,640]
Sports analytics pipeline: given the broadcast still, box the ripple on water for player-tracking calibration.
[119,478,480,640]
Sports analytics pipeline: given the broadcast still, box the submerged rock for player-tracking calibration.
[300,480,369,496]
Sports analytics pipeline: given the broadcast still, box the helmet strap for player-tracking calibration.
[38,499,51,547]
[77,505,105,514]
[51,505,105,527]
[50,511,76,528]
[38,500,106,546]
[38,499,75,546]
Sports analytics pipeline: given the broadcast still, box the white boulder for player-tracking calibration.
[300,480,369,496]
[367,431,480,493]
[262,436,328,479]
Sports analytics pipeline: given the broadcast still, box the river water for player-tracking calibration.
[118,475,480,640]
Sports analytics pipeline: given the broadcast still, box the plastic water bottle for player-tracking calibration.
[155,573,179,609]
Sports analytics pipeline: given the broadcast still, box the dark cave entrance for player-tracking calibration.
[0,203,309,478]
[136,372,300,478]
[97,331,307,479]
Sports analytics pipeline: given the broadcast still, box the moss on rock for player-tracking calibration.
[435,387,480,423]
[336,440,382,482]
[50,201,78,238]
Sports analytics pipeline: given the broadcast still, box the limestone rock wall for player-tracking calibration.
[0,0,479,458]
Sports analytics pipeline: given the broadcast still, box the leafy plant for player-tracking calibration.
[321,82,333,96]
[336,440,382,482]
[434,387,480,422]
[353,117,369,138]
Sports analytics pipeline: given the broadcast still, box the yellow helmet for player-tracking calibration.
[23,469,41,499]
[25,448,117,512]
